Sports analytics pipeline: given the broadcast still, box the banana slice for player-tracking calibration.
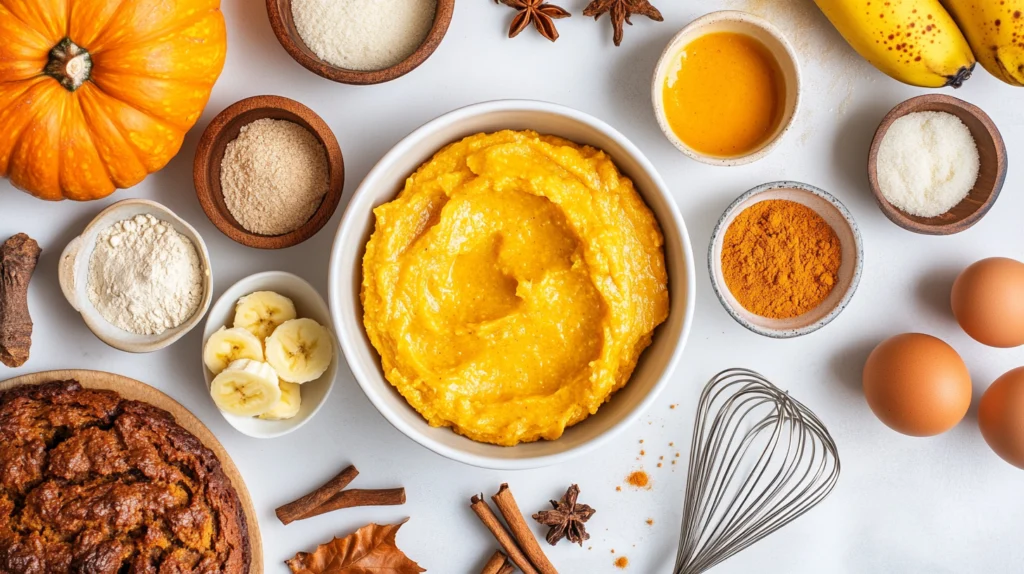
[265,318,334,384]
[210,359,282,417]
[233,291,297,341]
[203,327,264,375]
[257,381,302,420]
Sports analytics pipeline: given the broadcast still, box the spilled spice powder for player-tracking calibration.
[639,450,645,456]
[615,486,622,492]
[657,463,663,468]
[626,471,650,488]
[614,556,629,569]
[721,199,841,319]
[646,518,654,526]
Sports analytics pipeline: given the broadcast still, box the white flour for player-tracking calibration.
[87,214,204,336]
[291,0,436,71]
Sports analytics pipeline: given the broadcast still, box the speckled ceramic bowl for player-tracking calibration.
[58,199,213,353]
[708,181,863,338]
[652,11,801,166]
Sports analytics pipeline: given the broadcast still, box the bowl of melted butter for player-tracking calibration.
[652,11,801,166]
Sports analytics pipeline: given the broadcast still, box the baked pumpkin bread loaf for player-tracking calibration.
[0,380,250,573]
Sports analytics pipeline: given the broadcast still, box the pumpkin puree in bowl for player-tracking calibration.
[662,32,786,157]
[361,130,669,446]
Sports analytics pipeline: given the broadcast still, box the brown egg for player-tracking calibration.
[951,257,1024,348]
[862,333,972,437]
[979,367,1024,469]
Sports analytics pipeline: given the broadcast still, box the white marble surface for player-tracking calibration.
[3,0,1024,572]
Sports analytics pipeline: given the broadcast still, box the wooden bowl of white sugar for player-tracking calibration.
[867,94,1007,236]
[266,0,455,85]
[194,95,345,249]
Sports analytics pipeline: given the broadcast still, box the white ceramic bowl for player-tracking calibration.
[202,271,337,438]
[708,181,864,338]
[652,11,801,166]
[58,199,213,353]
[328,100,696,470]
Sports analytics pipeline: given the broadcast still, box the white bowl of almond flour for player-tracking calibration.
[58,199,213,353]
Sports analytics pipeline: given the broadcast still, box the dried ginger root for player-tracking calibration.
[0,234,41,368]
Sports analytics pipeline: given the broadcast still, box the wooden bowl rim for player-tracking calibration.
[866,93,1007,236]
[265,0,455,85]
[193,95,345,250]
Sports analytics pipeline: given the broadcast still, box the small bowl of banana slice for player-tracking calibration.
[201,271,337,438]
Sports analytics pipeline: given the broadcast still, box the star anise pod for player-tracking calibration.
[496,0,571,42]
[532,484,596,546]
[583,0,664,46]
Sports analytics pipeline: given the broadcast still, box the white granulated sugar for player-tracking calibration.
[87,214,204,336]
[292,0,436,71]
[221,118,329,236]
[876,111,980,218]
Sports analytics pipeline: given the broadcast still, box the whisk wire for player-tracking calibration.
[674,369,840,574]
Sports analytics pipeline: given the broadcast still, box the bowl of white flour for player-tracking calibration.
[59,199,213,353]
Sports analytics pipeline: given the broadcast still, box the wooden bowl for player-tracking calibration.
[867,94,1006,235]
[266,0,455,85]
[193,95,344,249]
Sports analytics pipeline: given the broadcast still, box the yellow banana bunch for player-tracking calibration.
[813,0,976,87]
[942,0,1024,85]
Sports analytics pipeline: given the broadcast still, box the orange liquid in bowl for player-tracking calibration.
[662,32,786,158]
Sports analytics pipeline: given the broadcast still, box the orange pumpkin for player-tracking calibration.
[0,0,227,201]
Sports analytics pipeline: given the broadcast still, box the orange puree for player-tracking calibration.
[662,32,785,157]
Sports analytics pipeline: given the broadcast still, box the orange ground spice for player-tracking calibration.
[614,556,629,569]
[626,471,649,488]
[721,199,841,319]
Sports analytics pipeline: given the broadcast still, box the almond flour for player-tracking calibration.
[87,214,204,336]
[291,0,436,71]
[221,118,330,236]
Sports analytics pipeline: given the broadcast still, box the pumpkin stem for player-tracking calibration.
[45,38,92,92]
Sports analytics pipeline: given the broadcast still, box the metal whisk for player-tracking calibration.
[674,368,840,574]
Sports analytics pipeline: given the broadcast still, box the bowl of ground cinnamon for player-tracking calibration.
[708,181,863,338]
[194,95,344,249]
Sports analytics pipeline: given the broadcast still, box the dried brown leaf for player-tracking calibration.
[286,520,425,574]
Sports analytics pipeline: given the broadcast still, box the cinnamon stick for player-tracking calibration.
[481,550,510,574]
[275,464,359,524]
[498,562,514,574]
[471,494,539,574]
[298,488,407,520]
[492,483,558,574]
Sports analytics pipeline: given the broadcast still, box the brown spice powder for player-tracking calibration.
[720,199,841,319]
[614,556,629,568]
[221,118,329,236]
[626,471,649,488]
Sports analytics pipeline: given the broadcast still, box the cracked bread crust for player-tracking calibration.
[0,380,250,573]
